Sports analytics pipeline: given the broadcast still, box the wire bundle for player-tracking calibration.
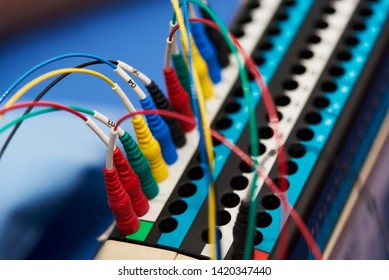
[0,0,323,260]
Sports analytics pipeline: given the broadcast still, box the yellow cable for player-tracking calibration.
[3,68,116,111]
[171,0,216,260]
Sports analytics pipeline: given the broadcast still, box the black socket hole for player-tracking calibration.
[300,49,314,59]
[256,211,273,228]
[248,142,267,155]
[217,210,231,226]
[178,182,197,197]
[287,143,306,158]
[268,26,281,35]
[212,137,222,146]
[284,0,296,6]
[187,166,204,180]
[297,128,314,141]
[352,22,366,31]
[221,193,240,208]
[286,161,298,175]
[259,126,274,139]
[260,41,274,51]
[266,111,283,122]
[262,194,281,210]
[230,175,249,191]
[202,228,222,244]
[277,12,288,21]
[316,20,329,29]
[345,36,360,46]
[247,0,260,9]
[232,26,245,38]
[291,64,306,75]
[239,160,255,173]
[313,96,330,109]
[273,177,290,192]
[275,95,291,106]
[159,217,178,233]
[307,34,321,44]
[216,117,233,130]
[359,8,373,17]
[323,6,336,14]
[233,86,244,97]
[254,230,263,245]
[329,66,345,77]
[305,112,322,125]
[246,68,255,81]
[321,81,338,93]
[337,51,352,61]
[168,200,188,215]
[240,13,253,24]
[283,80,299,90]
[225,102,241,113]
[253,53,266,66]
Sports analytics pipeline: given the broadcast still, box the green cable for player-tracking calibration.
[0,106,94,135]
[173,0,259,259]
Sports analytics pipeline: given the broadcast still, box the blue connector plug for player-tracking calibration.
[191,22,222,84]
[140,95,178,165]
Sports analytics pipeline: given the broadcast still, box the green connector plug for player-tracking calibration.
[171,53,191,94]
[119,131,159,200]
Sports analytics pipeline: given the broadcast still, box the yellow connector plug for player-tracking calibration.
[181,36,214,100]
[132,116,169,182]
[191,40,214,100]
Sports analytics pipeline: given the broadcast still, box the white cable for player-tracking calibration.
[170,20,179,54]
[85,117,109,146]
[112,83,137,113]
[114,68,147,100]
[93,111,125,137]
[106,129,118,170]
[116,61,152,86]
[164,38,175,69]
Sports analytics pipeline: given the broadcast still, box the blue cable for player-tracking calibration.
[0,53,117,105]
[181,0,222,260]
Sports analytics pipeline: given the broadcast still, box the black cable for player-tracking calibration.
[0,60,109,160]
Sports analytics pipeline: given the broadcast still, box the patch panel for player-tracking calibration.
[98,0,389,260]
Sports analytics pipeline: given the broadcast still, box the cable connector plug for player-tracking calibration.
[171,53,192,94]
[103,167,139,235]
[163,66,196,132]
[113,147,149,217]
[146,81,186,148]
[132,116,169,182]
[190,39,214,100]
[231,200,254,260]
[119,132,159,199]
[191,22,222,83]
[200,8,230,68]
[139,95,178,165]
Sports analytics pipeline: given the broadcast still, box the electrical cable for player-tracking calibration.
[0,60,108,160]
[113,109,323,260]
[171,0,219,260]
[0,106,126,140]
[0,101,112,147]
[2,68,116,111]
[0,53,117,105]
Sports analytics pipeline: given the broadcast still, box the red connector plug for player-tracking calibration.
[113,147,149,217]
[163,66,196,132]
[103,167,139,235]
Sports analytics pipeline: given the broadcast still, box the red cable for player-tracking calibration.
[114,109,323,260]
[0,101,88,121]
